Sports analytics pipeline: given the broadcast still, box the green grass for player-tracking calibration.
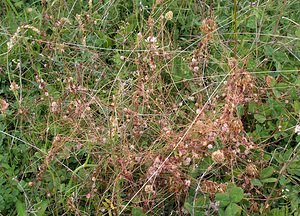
[0,0,300,215]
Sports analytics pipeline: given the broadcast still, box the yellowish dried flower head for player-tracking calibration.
[10,81,19,92]
[201,18,216,34]
[246,164,258,177]
[0,99,9,112]
[145,185,155,194]
[211,150,225,164]
[165,11,173,21]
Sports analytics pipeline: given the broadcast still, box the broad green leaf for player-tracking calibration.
[283,148,293,161]
[225,203,241,216]
[254,114,266,123]
[171,57,192,82]
[260,167,275,179]
[246,16,256,29]
[287,160,300,176]
[228,186,244,203]
[215,193,231,207]
[250,179,263,187]
[272,88,281,98]
[132,207,147,216]
[267,206,289,216]
[183,200,205,215]
[294,101,300,113]
[248,101,257,113]
[36,201,48,216]
[218,207,226,216]
[16,200,26,216]
[264,45,274,56]
[261,178,277,183]
[183,202,192,214]
[279,176,291,186]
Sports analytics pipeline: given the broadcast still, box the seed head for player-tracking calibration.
[211,150,225,164]
[0,99,9,112]
[165,11,173,21]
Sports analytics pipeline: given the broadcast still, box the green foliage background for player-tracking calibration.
[0,0,299,215]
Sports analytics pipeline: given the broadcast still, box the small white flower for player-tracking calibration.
[184,179,191,187]
[183,157,191,166]
[295,125,300,135]
[188,96,195,101]
[208,144,213,149]
[193,66,199,72]
[145,36,157,43]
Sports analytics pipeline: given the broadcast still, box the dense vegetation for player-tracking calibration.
[0,0,299,215]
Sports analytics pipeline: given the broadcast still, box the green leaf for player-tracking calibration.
[14,1,24,8]
[225,203,241,216]
[294,100,300,113]
[183,202,192,214]
[132,207,146,216]
[260,167,275,179]
[236,105,244,117]
[227,186,244,203]
[171,57,192,82]
[183,200,205,215]
[272,88,281,98]
[287,160,300,176]
[16,200,26,216]
[267,206,289,216]
[215,193,231,207]
[279,176,291,186]
[264,45,274,56]
[254,114,266,123]
[36,201,48,216]
[261,178,277,183]
[248,101,257,113]
[250,179,263,187]
[246,16,256,29]
[218,207,226,216]
[283,148,293,161]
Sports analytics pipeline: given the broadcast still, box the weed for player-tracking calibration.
[0,0,299,215]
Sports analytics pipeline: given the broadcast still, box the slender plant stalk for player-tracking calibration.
[234,0,237,60]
